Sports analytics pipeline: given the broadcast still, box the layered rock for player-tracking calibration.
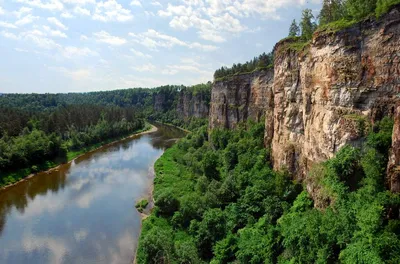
[177,90,209,120]
[209,6,400,180]
[388,104,400,193]
[209,70,274,130]
[153,89,210,120]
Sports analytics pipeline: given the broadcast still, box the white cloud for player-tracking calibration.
[62,46,97,57]
[1,30,20,40]
[80,34,88,40]
[93,30,126,45]
[61,12,74,18]
[47,17,68,30]
[93,0,133,22]
[16,0,64,11]
[0,21,18,29]
[13,7,33,18]
[22,30,60,49]
[16,14,39,26]
[62,0,95,4]
[156,0,316,43]
[130,0,141,7]
[129,29,218,51]
[74,6,91,16]
[151,1,162,7]
[130,48,152,58]
[0,7,4,15]
[43,25,67,38]
[133,63,156,72]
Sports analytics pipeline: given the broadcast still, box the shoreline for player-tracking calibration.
[0,125,158,193]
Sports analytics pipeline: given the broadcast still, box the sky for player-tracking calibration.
[0,0,321,93]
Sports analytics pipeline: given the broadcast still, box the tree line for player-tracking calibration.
[289,0,400,41]
[0,104,145,186]
[213,52,273,80]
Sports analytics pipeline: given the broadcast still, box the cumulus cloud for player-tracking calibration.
[129,29,218,51]
[0,21,18,29]
[62,46,97,57]
[151,1,162,7]
[43,25,68,38]
[130,0,141,7]
[93,0,133,22]
[1,30,20,40]
[61,12,74,18]
[47,17,68,30]
[16,0,64,11]
[133,63,156,72]
[93,30,127,45]
[62,0,95,4]
[13,7,33,18]
[74,6,91,16]
[157,0,316,43]
[16,14,39,26]
[130,48,152,58]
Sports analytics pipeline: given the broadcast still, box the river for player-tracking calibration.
[0,124,185,264]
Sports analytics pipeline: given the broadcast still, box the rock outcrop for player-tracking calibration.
[209,5,400,180]
[153,88,210,120]
[209,70,274,130]
[388,104,400,193]
[177,90,209,120]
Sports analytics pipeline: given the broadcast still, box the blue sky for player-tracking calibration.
[0,0,321,93]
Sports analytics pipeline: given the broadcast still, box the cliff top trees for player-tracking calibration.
[300,9,317,40]
[213,52,274,80]
[288,19,300,37]
[319,0,346,25]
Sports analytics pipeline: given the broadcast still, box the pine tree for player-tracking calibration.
[300,9,317,40]
[345,0,377,20]
[319,0,345,25]
[288,19,300,37]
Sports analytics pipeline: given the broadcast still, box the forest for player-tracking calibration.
[138,118,400,263]
[0,104,145,187]
[0,83,211,187]
[213,0,400,80]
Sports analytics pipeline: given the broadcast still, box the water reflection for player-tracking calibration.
[0,124,185,264]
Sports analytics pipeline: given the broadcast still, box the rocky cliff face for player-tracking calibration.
[209,6,400,180]
[153,89,209,119]
[388,103,400,193]
[177,91,209,120]
[209,70,274,130]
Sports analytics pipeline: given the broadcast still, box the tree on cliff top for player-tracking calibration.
[345,0,377,19]
[319,0,346,25]
[300,9,317,40]
[288,19,300,37]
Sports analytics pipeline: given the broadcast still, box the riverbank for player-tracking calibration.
[0,124,158,192]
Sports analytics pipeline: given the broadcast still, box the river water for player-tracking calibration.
[0,124,185,264]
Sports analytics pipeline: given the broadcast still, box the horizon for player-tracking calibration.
[0,0,321,94]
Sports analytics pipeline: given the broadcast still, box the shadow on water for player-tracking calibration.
[0,123,185,264]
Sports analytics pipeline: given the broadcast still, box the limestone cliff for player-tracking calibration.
[209,6,400,180]
[177,90,210,120]
[153,88,210,120]
[209,70,274,130]
[388,103,400,193]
